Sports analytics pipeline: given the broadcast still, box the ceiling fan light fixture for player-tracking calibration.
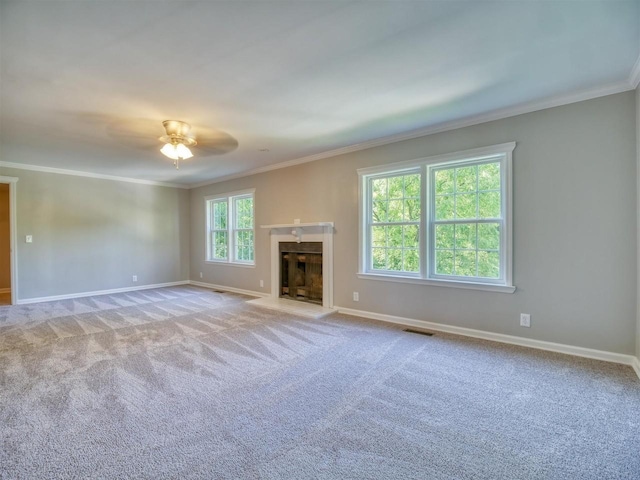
[160,142,193,161]
[159,120,197,168]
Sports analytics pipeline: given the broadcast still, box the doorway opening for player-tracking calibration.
[0,177,17,306]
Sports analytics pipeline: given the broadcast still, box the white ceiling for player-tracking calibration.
[1,1,639,187]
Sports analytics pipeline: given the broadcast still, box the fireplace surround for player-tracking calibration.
[261,222,334,309]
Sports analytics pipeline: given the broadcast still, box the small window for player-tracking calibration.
[359,143,514,293]
[206,190,255,265]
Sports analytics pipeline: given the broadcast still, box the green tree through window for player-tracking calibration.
[432,161,501,279]
[370,173,421,273]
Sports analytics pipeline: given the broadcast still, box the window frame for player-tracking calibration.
[205,188,256,267]
[358,143,515,293]
[366,169,422,276]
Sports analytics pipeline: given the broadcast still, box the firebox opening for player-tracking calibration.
[280,242,323,305]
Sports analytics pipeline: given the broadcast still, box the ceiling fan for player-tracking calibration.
[103,116,239,169]
[159,120,198,169]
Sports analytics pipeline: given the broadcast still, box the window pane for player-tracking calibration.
[478,223,500,250]
[404,249,419,272]
[372,200,388,223]
[404,198,420,221]
[387,249,403,270]
[435,250,454,275]
[455,193,476,219]
[235,197,253,229]
[372,178,387,200]
[388,176,404,199]
[214,201,227,230]
[372,248,386,270]
[435,169,454,194]
[372,226,386,247]
[235,230,254,261]
[455,165,477,193]
[403,225,419,248]
[387,200,403,222]
[214,231,228,259]
[478,191,501,218]
[455,251,477,277]
[388,225,403,247]
[404,174,420,198]
[455,224,477,250]
[435,224,454,249]
[478,251,500,278]
[435,194,454,220]
[478,162,500,191]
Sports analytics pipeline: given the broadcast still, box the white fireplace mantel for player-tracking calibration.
[260,222,334,229]
[260,222,334,243]
[261,222,334,309]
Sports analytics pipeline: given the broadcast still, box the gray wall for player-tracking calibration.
[191,91,637,355]
[0,183,9,289]
[2,168,190,300]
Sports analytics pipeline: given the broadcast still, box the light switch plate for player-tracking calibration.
[26,235,33,243]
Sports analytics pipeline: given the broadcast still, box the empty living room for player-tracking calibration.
[1,1,640,479]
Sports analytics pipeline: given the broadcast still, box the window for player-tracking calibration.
[206,189,255,265]
[370,172,421,273]
[359,143,514,293]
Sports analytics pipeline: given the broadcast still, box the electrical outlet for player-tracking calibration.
[520,313,531,327]
[353,292,359,302]
[199,272,203,278]
[132,275,137,282]
[26,235,33,243]
[260,280,264,288]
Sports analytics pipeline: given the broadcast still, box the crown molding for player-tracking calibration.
[0,161,190,189]
[189,80,633,189]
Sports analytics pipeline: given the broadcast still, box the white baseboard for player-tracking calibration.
[189,280,269,298]
[0,288,11,294]
[336,306,639,373]
[16,281,190,305]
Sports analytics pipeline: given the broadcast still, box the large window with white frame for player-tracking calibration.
[359,143,514,293]
[206,189,255,265]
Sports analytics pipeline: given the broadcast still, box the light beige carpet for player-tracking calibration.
[1,286,639,479]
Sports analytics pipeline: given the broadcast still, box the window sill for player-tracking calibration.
[357,272,516,293]
[206,261,256,269]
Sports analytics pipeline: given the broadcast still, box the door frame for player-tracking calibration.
[0,176,18,305]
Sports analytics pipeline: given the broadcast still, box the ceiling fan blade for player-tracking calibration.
[190,126,239,156]
[61,112,238,157]
[106,118,165,150]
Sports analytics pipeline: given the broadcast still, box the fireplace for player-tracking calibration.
[258,221,334,311]
[279,242,323,304]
